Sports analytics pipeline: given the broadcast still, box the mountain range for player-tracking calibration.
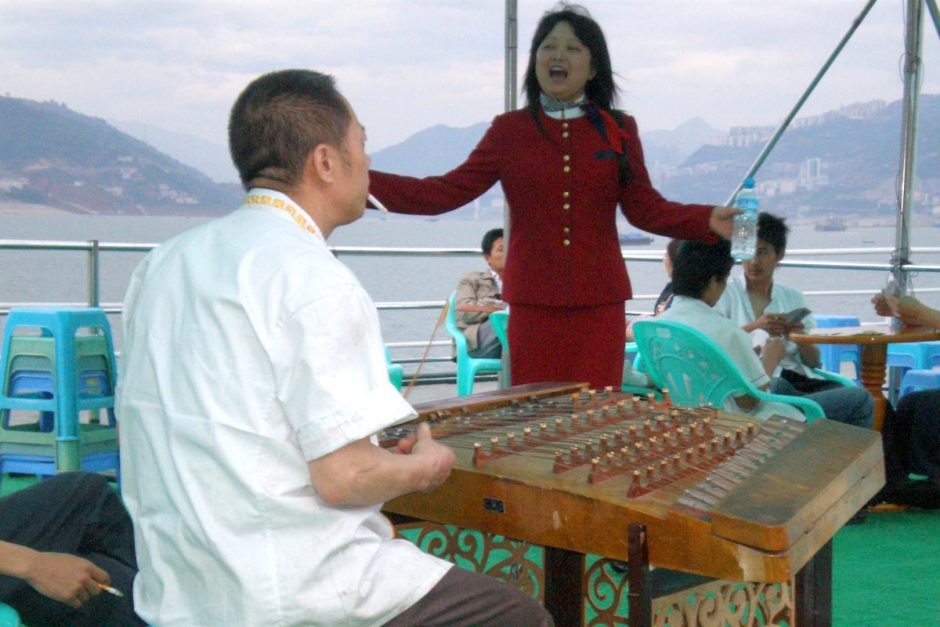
[1,94,937,218]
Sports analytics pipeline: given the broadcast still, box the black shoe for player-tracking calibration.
[880,479,940,509]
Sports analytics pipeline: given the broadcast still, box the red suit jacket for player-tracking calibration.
[370,108,716,308]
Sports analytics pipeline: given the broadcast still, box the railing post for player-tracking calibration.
[87,239,100,307]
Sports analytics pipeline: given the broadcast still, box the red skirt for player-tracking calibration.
[507,303,625,390]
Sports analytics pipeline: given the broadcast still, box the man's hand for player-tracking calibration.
[23,551,109,608]
[872,293,893,317]
[751,313,790,337]
[895,296,937,328]
[409,423,455,493]
[708,205,740,240]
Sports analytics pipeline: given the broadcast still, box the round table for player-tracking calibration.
[790,324,940,431]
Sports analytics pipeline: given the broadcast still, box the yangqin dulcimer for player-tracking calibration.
[382,383,883,596]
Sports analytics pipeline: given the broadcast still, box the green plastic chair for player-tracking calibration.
[488,310,509,354]
[384,346,403,391]
[632,320,825,422]
[0,602,21,627]
[444,293,501,396]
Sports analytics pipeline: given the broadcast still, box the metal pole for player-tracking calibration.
[501,0,518,389]
[887,0,925,406]
[926,0,940,40]
[87,239,100,307]
[505,0,518,113]
[893,0,924,284]
[724,0,879,205]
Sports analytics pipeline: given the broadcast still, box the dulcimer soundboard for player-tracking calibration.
[382,383,884,582]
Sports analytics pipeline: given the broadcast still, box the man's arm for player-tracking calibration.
[0,541,109,608]
[455,273,500,327]
[308,423,455,507]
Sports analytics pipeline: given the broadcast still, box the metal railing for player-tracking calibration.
[3,238,940,384]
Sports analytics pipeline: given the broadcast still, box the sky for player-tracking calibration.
[1,0,939,155]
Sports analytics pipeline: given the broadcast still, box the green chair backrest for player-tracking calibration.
[632,319,824,422]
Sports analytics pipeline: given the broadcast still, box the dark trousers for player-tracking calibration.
[384,566,554,626]
[0,472,144,626]
[883,389,940,488]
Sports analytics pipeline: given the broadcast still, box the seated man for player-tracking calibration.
[117,70,551,626]
[658,239,805,421]
[714,212,873,428]
[871,293,940,508]
[0,472,143,626]
[456,228,505,358]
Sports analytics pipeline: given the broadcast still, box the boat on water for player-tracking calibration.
[618,232,653,246]
[815,216,848,231]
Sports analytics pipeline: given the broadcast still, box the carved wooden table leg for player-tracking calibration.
[859,343,888,431]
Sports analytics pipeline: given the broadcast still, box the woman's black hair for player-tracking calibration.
[522,3,632,184]
[523,3,618,111]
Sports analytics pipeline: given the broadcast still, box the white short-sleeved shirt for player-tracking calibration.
[714,275,818,378]
[117,189,451,626]
[658,295,805,421]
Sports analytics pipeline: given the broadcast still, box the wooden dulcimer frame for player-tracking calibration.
[382,383,884,625]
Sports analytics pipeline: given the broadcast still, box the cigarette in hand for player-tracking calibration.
[368,193,389,213]
[96,582,124,597]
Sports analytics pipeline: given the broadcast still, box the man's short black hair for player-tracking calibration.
[228,69,352,190]
[757,212,789,255]
[665,238,681,266]
[671,240,734,299]
[481,228,504,256]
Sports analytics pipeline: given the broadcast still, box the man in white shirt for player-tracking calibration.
[117,69,552,626]
[714,213,873,428]
[455,228,506,358]
[657,240,805,421]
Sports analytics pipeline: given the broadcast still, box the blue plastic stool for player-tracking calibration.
[898,369,940,398]
[887,341,940,373]
[0,308,119,484]
[814,315,861,380]
[7,369,113,432]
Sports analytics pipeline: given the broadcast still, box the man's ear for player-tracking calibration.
[306,144,335,184]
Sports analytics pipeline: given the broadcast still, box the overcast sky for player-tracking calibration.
[2,0,938,153]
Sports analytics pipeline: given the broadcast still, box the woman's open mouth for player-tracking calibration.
[549,66,568,80]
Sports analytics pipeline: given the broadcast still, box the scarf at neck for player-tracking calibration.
[539,93,630,155]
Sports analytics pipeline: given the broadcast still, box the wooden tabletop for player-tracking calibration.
[790,324,940,345]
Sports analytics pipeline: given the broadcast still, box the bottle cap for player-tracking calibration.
[743,177,755,188]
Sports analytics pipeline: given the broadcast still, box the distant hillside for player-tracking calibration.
[0,96,241,215]
[111,119,239,185]
[658,95,940,217]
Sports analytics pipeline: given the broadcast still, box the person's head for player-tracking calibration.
[663,238,681,280]
[229,70,370,234]
[481,228,505,275]
[523,3,618,109]
[671,240,734,306]
[743,212,789,285]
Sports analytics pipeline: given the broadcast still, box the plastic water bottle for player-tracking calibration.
[731,178,759,261]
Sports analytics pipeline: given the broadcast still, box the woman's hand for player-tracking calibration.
[708,205,740,240]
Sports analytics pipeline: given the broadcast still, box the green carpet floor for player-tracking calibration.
[3,475,938,625]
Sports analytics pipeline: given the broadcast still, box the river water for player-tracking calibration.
[2,210,939,353]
